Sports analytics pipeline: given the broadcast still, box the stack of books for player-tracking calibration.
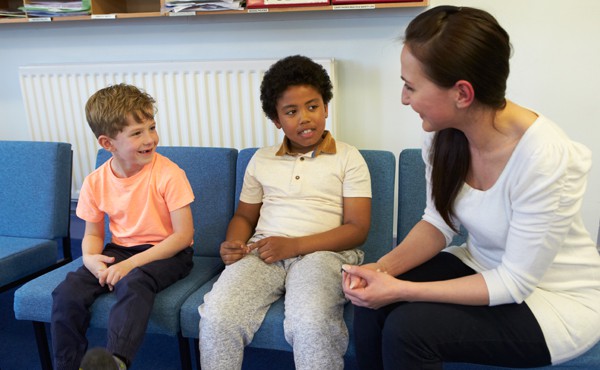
[164,0,243,12]
[0,7,26,18]
[246,0,328,9]
[19,0,91,17]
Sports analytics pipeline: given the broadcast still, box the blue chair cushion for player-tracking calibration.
[15,256,223,336]
[0,236,58,287]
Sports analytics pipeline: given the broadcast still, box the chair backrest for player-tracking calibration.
[235,148,396,264]
[0,141,71,240]
[397,148,467,246]
[95,147,238,257]
[360,150,396,262]
[235,148,257,204]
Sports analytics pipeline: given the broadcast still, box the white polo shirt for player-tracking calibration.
[240,132,371,238]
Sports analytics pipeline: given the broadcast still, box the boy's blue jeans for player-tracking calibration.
[50,243,193,370]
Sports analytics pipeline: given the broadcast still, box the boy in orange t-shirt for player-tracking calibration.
[50,84,195,370]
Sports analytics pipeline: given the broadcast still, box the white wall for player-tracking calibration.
[0,0,598,241]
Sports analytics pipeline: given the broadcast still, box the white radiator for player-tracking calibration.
[19,59,336,198]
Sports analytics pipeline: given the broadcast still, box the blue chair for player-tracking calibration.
[14,146,237,370]
[397,148,467,247]
[179,148,397,368]
[397,148,600,370]
[0,141,72,293]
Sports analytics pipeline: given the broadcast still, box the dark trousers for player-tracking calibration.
[353,252,551,370]
[51,243,193,370]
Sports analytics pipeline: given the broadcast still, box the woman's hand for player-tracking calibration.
[342,264,408,309]
[342,262,382,290]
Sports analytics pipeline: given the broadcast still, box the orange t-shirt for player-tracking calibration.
[76,153,194,247]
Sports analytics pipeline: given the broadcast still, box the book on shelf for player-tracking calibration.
[331,0,414,4]
[19,0,91,17]
[0,8,26,18]
[165,0,243,12]
[246,0,329,9]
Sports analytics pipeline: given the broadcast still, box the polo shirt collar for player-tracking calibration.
[275,131,336,157]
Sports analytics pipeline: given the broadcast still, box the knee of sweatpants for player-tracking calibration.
[199,301,258,350]
[199,294,248,336]
[284,307,347,346]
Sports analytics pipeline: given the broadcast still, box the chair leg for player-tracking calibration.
[178,332,193,370]
[33,321,53,370]
[194,338,201,370]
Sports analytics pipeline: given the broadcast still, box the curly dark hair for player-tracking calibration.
[260,55,333,122]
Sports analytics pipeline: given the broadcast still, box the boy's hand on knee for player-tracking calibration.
[252,237,297,264]
[99,259,136,290]
[220,240,250,265]
[83,254,115,280]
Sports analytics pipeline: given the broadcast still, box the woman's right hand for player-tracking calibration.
[342,262,382,290]
[342,263,405,309]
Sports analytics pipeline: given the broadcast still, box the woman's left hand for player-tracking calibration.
[342,264,407,309]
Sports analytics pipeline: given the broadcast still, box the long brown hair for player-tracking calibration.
[404,6,511,230]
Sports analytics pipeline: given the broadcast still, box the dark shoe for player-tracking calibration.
[79,347,126,370]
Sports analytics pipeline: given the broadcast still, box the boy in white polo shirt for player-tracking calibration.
[199,55,372,370]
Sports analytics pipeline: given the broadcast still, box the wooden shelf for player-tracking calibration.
[0,0,428,24]
[246,2,428,14]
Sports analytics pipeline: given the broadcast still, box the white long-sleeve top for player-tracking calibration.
[421,115,600,364]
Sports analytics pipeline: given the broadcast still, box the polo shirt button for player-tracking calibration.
[300,157,305,161]
[295,176,300,180]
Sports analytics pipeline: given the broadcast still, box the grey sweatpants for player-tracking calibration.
[198,247,363,370]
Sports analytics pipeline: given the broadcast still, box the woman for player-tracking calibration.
[342,5,600,369]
